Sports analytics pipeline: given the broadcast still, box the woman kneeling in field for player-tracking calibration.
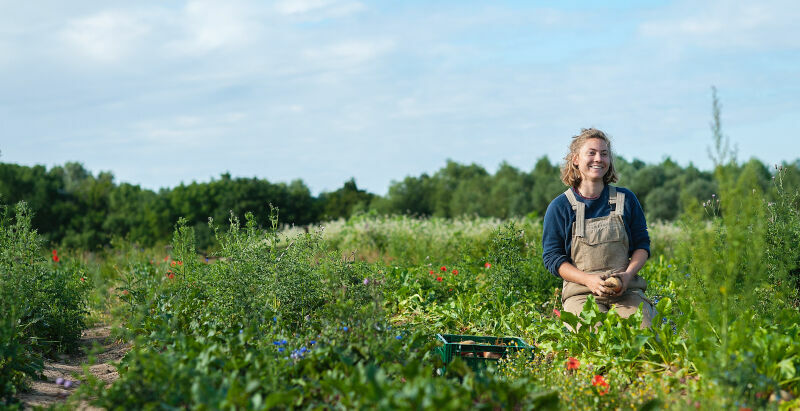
[542,128,655,328]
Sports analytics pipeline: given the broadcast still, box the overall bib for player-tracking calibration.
[561,186,654,328]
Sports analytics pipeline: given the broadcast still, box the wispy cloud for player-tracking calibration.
[171,0,262,55]
[303,39,394,69]
[274,0,365,19]
[59,10,151,63]
[639,0,800,50]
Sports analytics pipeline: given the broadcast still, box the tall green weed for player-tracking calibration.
[674,162,800,398]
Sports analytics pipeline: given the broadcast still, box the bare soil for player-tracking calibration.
[18,325,130,410]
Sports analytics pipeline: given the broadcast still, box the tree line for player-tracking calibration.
[1,156,797,251]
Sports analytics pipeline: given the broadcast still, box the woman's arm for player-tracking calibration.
[542,195,570,278]
[610,248,648,296]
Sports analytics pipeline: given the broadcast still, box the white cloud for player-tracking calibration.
[132,111,247,145]
[638,1,800,50]
[59,10,150,63]
[303,39,394,68]
[171,0,260,54]
[274,0,365,19]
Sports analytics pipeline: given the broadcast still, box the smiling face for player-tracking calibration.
[572,137,611,184]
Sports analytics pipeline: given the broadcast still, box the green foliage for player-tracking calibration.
[83,208,562,409]
[485,221,559,297]
[318,178,375,220]
[764,165,800,304]
[0,202,89,404]
[61,188,800,410]
[0,304,42,405]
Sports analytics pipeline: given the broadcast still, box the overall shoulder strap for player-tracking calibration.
[564,188,585,237]
[608,186,626,216]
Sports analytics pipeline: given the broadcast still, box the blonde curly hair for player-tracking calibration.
[560,128,619,188]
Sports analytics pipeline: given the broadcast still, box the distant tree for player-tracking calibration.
[430,161,489,217]
[318,178,375,220]
[530,157,563,217]
[380,174,435,216]
[487,162,530,219]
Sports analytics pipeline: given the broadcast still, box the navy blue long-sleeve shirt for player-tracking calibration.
[542,185,650,278]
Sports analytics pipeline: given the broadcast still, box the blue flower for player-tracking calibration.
[343,326,349,332]
[309,340,316,345]
[239,329,243,334]
[667,264,672,268]
[278,347,285,353]
[396,335,402,340]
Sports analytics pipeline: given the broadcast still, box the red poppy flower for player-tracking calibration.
[566,357,579,370]
[171,261,177,267]
[592,375,609,395]
[164,256,169,262]
[484,262,491,268]
[436,276,443,282]
[452,269,458,275]
[553,308,561,317]
[52,249,58,256]
[440,266,446,272]
[177,261,183,266]
[168,273,175,280]
[52,255,60,262]
[429,270,435,275]
[80,277,85,282]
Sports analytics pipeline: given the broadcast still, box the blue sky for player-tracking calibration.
[1,0,798,195]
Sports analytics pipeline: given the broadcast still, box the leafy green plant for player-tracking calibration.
[0,202,89,404]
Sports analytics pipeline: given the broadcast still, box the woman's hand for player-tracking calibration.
[607,249,649,297]
[558,262,615,297]
[606,271,633,297]
[585,274,614,297]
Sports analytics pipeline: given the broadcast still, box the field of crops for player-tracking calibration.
[2,169,800,410]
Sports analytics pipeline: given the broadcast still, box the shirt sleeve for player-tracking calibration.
[542,194,570,278]
[624,189,651,258]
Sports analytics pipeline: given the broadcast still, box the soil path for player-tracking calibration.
[18,325,130,410]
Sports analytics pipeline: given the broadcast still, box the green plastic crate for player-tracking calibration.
[434,333,532,375]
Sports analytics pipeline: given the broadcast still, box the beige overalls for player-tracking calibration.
[561,186,654,328]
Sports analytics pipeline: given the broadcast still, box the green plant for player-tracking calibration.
[0,202,89,404]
